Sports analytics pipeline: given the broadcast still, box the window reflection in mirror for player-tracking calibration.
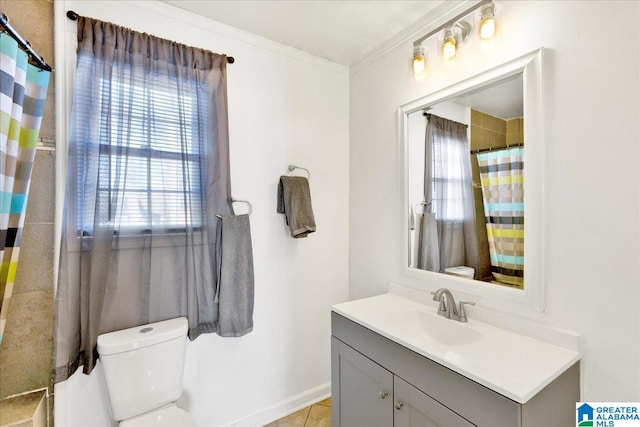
[407,74,524,289]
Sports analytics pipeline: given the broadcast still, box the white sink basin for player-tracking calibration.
[332,293,581,403]
[390,310,483,346]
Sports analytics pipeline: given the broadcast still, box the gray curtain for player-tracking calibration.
[415,119,440,271]
[53,17,232,382]
[416,115,478,275]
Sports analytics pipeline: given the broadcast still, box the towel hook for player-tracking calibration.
[287,164,310,180]
[216,198,252,218]
[232,198,252,215]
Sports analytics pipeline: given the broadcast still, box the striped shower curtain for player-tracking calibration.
[0,34,51,343]
[476,147,524,288]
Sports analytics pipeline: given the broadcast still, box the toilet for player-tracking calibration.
[443,265,475,279]
[97,317,196,427]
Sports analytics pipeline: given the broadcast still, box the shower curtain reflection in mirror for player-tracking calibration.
[477,147,524,287]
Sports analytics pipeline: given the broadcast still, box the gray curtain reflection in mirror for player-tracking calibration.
[415,115,479,276]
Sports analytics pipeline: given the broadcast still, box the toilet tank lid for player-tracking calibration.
[97,317,188,356]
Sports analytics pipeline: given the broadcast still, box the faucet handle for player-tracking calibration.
[430,288,446,300]
[458,301,475,322]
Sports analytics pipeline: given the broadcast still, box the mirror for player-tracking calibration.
[407,74,524,288]
[399,49,545,311]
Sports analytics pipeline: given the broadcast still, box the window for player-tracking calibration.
[74,58,208,235]
[431,140,467,221]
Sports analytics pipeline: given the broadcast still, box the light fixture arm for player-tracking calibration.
[413,0,492,47]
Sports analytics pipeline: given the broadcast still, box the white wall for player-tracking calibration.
[54,1,349,426]
[350,0,640,401]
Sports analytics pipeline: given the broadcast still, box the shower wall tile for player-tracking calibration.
[24,151,56,225]
[470,125,492,151]
[470,109,509,151]
[495,132,506,147]
[471,126,506,151]
[506,118,524,146]
[13,224,54,295]
[470,108,482,124]
[0,291,54,398]
[506,117,518,134]
[482,112,506,135]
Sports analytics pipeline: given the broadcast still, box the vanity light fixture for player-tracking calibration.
[411,0,498,77]
[442,27,458,61]
[413,44,426,75]
[442,27,458,60]
[479,2,497,41]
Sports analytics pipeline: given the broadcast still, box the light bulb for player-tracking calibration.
[442,29,457,60]
[479,3,497,41]
[412,44,426,76]
[413,55,425,75]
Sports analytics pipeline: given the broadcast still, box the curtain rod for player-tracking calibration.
[0,13,52,72]
[424,113,469,129]
[470,143,524,155]
[66,10,235,64]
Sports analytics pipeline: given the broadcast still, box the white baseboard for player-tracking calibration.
[222,382,331,427]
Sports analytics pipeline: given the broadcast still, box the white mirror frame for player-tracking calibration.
[398,48,546,312]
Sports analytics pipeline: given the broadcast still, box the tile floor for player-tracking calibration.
[264,398,331,427]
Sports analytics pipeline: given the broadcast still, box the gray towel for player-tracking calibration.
[215,214,254,337]
[277,176,316,238]
[416,212,440,272]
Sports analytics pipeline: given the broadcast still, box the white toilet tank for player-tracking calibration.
[97,317,189,421]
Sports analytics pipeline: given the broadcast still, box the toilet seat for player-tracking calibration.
[119,404,196,427]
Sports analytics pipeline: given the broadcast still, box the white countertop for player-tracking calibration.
[332,293,580,404]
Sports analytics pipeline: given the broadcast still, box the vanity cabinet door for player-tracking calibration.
[332,337,394,427]
[393,377,475,427]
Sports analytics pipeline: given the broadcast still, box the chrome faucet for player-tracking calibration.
[431,288,475,322]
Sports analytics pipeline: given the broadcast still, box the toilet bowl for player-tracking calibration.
[97,317,196,426]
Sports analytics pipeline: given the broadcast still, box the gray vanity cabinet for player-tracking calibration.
[332,337,474,427]
[332,338,394,426]
[394,377,474,427]
[331,312,580,427]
